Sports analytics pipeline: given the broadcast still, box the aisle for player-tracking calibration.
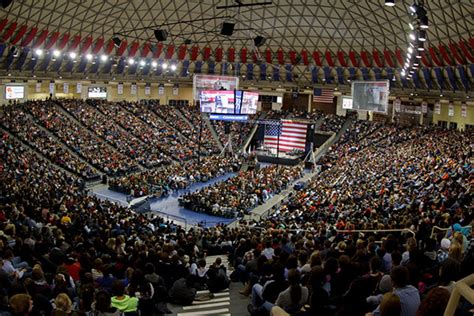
[171,255,250,316]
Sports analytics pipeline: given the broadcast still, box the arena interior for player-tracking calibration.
[0,1,473,315]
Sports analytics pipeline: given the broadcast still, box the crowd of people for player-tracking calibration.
[179,165,304,218]
[0,98,472,316]
[1,106,99,180]
[26,100,139,175]
[109,156,241,198]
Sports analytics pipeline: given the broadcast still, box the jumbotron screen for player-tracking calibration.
[200,90,258,114]
[351,81,389,113]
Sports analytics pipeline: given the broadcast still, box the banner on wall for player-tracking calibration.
[434,101,441,114]
[131,83,137,95]
[158,84,165,96]
[448,102,454,117]
[461,103,467,118]
[145,83,151,96]
[393,98,401,112]
[172,84,179,96]
[421,101,428,114]
[76,82,82,94]
[35,82,42,93]
[117,83,123,95]
[63,83,69,94]
[49,81,55,94]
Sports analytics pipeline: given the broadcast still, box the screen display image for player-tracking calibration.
[200,90,258,114]
[5,85,25,99]
[341,96,353,109]
[193,75,239,100]
[351,81,389,113]
[88,87,107,99]
[241,91,258,114]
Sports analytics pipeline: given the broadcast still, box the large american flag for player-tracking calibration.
[313,88,334,103]
[264,120,308,152]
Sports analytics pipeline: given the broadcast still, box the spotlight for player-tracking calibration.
[112,35,122,47]
[408,47,413,54]
[407,53,411,59]
[404,62,410,68]
[128,58,135,65]
[69,52,76,59]
[419,30,426,41]
[420,16,429,29]
[409,32,416,41]
[86,54,93,61]
[409,3,418,13]
[162,63,168,69]
[413,62,419,66]
[417,42,424,51]
[408,22,414,30]
[401,70,406,76]
[53,50,61,57]
[151,61,157,67]
[385,0,395,6]
[101,55,108,62]
[35,49,43,56]
[139,60,146,66]
[416,54,422,59]
[170,64,177,71]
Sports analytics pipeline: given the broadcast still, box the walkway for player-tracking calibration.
[91,172,238,228]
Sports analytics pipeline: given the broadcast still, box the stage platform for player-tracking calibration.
[256,150,305,166]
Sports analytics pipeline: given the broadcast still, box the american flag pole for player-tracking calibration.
[276,121,280,171]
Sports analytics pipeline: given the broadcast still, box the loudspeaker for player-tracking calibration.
[154,29,168,42]
[254,36,266,47]
[1,0,13,8]
[221,22,235,36]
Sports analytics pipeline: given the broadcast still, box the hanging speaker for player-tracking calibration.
[1,0,13,8]
[221,22,235,36]
[254,36,266,47]
[154,29,168,42]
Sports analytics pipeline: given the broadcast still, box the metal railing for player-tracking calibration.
[444,274,474,316]
[430,225,472,239]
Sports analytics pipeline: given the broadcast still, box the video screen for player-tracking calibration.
[193,74,239,100]
[351,81,389,113]
[5,85,25,99]
[88,87,107,99]
[341,96,353,109]
[200,90,258,114]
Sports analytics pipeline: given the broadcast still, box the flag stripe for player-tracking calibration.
[264,120,308,152]
[313,88,334,103]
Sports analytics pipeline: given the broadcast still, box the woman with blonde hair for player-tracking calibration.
[53,293,72,315]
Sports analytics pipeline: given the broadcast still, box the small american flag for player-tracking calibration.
[264,120,307,152]
[313,88,334,103]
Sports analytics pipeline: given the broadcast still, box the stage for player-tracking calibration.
[255,149,306,166]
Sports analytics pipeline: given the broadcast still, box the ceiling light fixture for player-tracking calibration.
[385,0,395,6]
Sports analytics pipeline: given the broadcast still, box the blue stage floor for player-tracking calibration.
[92,172,238,228]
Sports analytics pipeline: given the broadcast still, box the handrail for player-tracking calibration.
[444,274,474,316]
[430,225,472,239]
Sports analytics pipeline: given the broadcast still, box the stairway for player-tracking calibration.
[203,113,224,151]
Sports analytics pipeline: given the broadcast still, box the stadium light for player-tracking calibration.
[139,60,146,66]
[128,58,135,65]
[408,47,413,54]
[69,52,77,59]
[408,22,414,30]
[151,61,157,67]
[53,50,61,57]
[385,0,395,6]
[419,30,426,41]
[86,54,93,61]
[35,49,43,56]
[170,64,177,71]
[101,55,108,62]
[420,16,429,29]
[409,32,416,41]
[162,63,168,69]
